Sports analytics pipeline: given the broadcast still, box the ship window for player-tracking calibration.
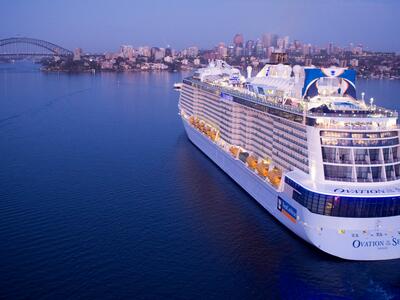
[395,164,400,178]
[317,196,326,214]
[324,165,353,181]
[385,165,395,181]
[393,146,399,161]
[383,148,391,163]
[338,148,351,164]
[356,166,371,182]
[320,131,398,140]
[257,87,265,95]
[321,138,399,147]
[354,149,368,164]
[292,190,303,205]
[381,131,398,138]
[285,177,400,218]
[371,166,382,182]
[322,147,336,163]
[352,133,363,139]
[366,133,380,139]
[369,149,380,164]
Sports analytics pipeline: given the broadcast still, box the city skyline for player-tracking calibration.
[1,0,400,53]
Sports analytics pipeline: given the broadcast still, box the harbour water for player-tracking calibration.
[0,62,399,299]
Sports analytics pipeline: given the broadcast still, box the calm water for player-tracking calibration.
[0,62,400,299]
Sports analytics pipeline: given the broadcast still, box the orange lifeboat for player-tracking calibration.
[199,123,205,132]
[229,146,240,157]
[268,167,282,187]
[189,116,195,125]
[210,131,217,141]
[246,156,258,170]
[257,161,269,177]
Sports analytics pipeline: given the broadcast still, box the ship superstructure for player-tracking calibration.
[178,60,400,260]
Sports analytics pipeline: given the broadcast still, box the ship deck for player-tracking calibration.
[286,169,400,197]
[184,77,398,120]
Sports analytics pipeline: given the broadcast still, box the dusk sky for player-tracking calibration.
[1,0,399,52]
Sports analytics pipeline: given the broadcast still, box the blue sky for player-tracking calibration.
[1,0,399,52]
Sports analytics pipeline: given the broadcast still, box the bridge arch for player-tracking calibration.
[0,37,73,57]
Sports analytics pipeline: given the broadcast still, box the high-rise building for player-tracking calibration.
[277,38,285,50]
[327,42,334,55]
[267,46,274,59]
[138,46,151,57]
[283,36,290,50]
[151,47,166,61]
[293,40,301,50]
[262,33,272,49]
[302,44,311,56]
[271,34,278,48]
[217,43,228,59]
[186,46,199,57]
[245,40,255,56]
[120,45,135,59]
[73,48,83,61]
[255,39,263,57]
[227,45,235,57]
[352,45,363,55]
[234,46,243,57]
[233,33,244,47]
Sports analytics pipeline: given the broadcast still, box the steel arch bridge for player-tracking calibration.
[0,37,73,57]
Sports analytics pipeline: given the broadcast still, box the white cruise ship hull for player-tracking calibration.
[183,118,400,261]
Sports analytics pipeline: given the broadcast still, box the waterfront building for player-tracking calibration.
[73,48,83,61]
[120,45,135,59]
[187,46,199,58]
[164,56,173,63]
[152,47,166,61]
[138,46,151,57]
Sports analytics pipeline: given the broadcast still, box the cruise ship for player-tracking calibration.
[178,58,400,261]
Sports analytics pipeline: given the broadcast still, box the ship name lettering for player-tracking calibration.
[334,188,385,194]
[352,240,385,248]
